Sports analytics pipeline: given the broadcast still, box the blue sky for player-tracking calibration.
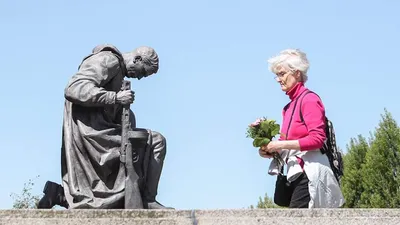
[1,0,399,209]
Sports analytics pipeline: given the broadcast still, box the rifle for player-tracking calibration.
[120,80,149,209]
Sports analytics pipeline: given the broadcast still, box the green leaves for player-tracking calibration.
[252,193,280,208]
[247,117,280,147]
[10,175,42,209]
[271,123,280,137]
[253,137,271,147]
[341,109,400,208]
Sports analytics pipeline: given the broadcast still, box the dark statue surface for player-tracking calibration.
[38,44,172,209]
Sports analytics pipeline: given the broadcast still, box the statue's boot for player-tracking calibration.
[143,197,174,210]
[37,181,69,209]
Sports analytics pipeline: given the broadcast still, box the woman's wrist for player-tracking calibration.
[279,140,301,150]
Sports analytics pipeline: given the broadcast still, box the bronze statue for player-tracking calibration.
[38,44,172,209]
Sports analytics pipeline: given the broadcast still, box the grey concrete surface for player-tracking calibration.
[1,209,400,225]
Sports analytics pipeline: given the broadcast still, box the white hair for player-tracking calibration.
[267,49,310,83]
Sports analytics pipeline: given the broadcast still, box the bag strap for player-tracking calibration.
[285,90,310,139]
[298,90,329,155]
[280,90,309,173]
[299,90,321,123]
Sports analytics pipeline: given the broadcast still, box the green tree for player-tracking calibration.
[341,135,369,208]
[250,193,280,208]
[359,109,400,207]
[10,176,42,209]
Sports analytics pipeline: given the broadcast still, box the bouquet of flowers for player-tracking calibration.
[246,117,280,147]
[246,117,284,165]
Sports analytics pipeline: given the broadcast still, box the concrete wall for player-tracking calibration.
[1,209,400,225]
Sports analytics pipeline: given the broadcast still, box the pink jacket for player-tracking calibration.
[279,82,326,151]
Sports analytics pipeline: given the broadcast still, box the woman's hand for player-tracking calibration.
[260,140,283,155]
[267,140,284,153]
[259,148,274,158]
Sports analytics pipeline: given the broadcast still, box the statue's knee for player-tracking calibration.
[152,131,166,145]
[151,131,167,156]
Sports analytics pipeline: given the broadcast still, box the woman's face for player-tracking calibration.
[274,66,301,92]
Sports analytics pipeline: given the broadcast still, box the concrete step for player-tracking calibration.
[1,209,400,225]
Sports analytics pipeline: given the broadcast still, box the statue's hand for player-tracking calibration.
[116,90,135,104]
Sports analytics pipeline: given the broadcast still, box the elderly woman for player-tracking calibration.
[259,49,345,208]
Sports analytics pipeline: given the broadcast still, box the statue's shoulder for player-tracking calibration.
[81,51,120,70]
